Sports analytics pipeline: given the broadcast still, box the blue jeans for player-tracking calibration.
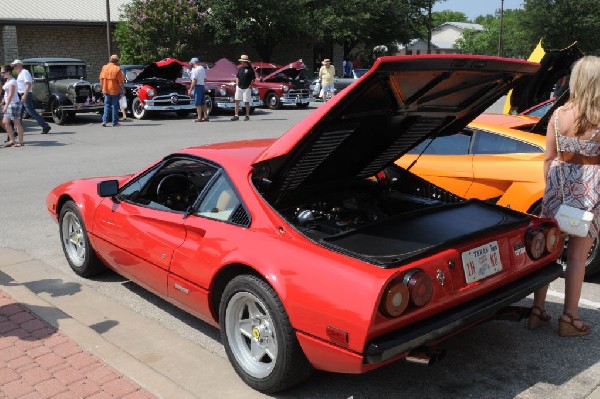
[102,94,120,125]
[20,92,50,129]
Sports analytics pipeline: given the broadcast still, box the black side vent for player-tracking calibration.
[230,205,251,227]
[360,117,446,177]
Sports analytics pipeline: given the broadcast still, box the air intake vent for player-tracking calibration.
[230,205,250,227]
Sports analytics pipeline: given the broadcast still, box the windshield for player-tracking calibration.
[47,64,87,80]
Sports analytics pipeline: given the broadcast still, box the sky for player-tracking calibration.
[432,0,524,21]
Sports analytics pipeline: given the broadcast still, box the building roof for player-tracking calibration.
[436,22,484,31]
[0,0,131,24]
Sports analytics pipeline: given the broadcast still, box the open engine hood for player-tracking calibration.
[135,58,188,82]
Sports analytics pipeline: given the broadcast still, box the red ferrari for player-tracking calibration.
[47,55,563,393]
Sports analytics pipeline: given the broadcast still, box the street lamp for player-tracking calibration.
[497,0,504,57]
[106,0,112,58]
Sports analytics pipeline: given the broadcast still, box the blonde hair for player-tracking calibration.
[568,55,600,136]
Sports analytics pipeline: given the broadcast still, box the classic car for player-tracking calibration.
[21,58,104,125]
[250,60,315,109]
[252,61,282,78]
[121,58,195,119]
[310,68,370,99]
[394,45,599,276]
[176,63,217,115]
[204,58,262,113]
[47,55,563,393]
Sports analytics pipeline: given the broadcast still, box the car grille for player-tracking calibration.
[152,93,192,106]
[283,89,311,99]
[230,205,250,227]
[75,85,92,103]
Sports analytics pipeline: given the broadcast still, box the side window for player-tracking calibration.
[196,174,241,222]
[118,158,217,213]
[32,65,46,80]
[472,131,543,154]
[408,131,472,155]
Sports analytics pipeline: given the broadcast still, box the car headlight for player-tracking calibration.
[146,88,156,98]
[94,83,102,93]
[282,86,289,93]
[219,88,227,96]
[251,87,259,95]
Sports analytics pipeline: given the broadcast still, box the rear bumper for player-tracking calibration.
[365,262,562,364]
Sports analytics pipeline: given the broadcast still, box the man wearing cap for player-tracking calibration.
[99,54,125,127]
[188,57,208,122]
[319,58,335,101]
[11,59,51,134]
[231,54,255,121]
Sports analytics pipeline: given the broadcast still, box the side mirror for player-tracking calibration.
[97,180,119,197]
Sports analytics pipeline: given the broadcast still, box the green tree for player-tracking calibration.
[114,0,206,64]
[522,0,600,54]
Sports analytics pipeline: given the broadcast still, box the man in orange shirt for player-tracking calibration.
[99,54,125,127]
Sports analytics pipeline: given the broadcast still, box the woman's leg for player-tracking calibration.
[3,117,15,144]
[562,236,594,323]
[13,119,24,144]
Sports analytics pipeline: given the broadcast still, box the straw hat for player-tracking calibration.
[238,54,251,62]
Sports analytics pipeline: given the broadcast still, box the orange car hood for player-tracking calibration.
[252,55,539,200]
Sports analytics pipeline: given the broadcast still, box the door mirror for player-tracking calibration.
[97,180,119,197]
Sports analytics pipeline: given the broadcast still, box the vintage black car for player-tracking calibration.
[21,58,104,125]
[120,58,195,119]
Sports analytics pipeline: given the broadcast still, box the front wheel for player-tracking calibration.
[51,99,68,125]
[220,275,312,393]
[132,97,147,119]
[59,201,105,277]
[265,93,281,110]
[205,96,213,115]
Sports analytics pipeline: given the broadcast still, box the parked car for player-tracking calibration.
[120,58,195,120]
[204,58,262,113]
[251,60,315,109]
[21,58,104,125]
[47,55,562,393]
[310,68,370,99]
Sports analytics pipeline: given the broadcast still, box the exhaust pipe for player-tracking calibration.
[405,347,446,366]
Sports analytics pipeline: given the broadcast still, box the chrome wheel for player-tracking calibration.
[225,291,277,379]
[61,210,86,267]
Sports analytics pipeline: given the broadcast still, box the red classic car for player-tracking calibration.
[47,55,562,393]
[251,60,316,109]
[204,58,262,112]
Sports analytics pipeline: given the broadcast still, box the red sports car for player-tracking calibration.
[47,55,562,393]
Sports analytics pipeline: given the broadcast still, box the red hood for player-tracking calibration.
[135,58,188,81]
[205,58,238,82]
[252,55,540,200]
[261,60,308,81]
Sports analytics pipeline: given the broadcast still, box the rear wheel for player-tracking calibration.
[220,275,312,393]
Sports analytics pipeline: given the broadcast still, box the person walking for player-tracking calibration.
[529,56,600,337]
[1,64,25,147]
[99,54,125,127]
[231,55,254,121]
[11,59,51,134]
[188,57,208,122]
[319,58,335,101]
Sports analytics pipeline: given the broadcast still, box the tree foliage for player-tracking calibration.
[114,0,206,64]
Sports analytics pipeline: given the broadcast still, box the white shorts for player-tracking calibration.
[235,87,252,103]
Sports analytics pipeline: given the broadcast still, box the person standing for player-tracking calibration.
[529,56,600,337]
[231,55,254,121]
[99,54,125,127]
[188,57,208,122]
[1,64,25,147]
[343,58,352,78]
[11,59,51,134]
[319,59,335,101]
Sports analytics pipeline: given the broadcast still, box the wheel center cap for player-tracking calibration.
[252,327,260,340]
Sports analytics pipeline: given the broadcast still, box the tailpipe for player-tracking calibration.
[405,347,446,366]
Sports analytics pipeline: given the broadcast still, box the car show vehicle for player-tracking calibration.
[204,58,262,113]
[21,58,104,125]
[250,60,315,109]
[120,58,195,120]
[310,68,370,99]
[47,55,563,393]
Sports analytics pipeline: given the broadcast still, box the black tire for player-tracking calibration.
[219,275,313,393]
[132,97,147,120]
[58,201,105,277]
[265,92,281,110]
[176,110,190,118]
[205,96,213,115]
[51,99,69,125]
[296,103,309,108]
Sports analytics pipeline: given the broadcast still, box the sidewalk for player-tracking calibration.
[0,289,155,399]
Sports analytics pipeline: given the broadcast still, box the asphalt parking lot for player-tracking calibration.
[1,100,599,399]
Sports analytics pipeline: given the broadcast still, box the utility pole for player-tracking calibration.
[497,0,504,57]
[106,0,112,58]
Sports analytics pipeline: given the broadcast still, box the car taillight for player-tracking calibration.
[403,269,433,307]
[379,280,409,317]
[543,225,560,253]
[525,230,546,259]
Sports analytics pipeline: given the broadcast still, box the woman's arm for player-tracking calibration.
[543,110,559,181]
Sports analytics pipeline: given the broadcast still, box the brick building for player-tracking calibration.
[1,0,343,79]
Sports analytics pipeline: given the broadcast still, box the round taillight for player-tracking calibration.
[526,230,546,259]
[403,269,433,307]
[379,280,409,317]
[543,225,559,253]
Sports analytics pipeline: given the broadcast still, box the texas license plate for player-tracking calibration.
[461,241,502,284]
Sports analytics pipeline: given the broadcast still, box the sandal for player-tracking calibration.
[4,142,14,148]
[194,118,203,122]
[559,312,591,337]
[527,306,552,330]
[14,143,23,147]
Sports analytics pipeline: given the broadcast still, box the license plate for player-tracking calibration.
[461,241,502,284]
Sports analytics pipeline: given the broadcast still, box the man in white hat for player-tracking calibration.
[232,54,255,121]
[11,59,51,134]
